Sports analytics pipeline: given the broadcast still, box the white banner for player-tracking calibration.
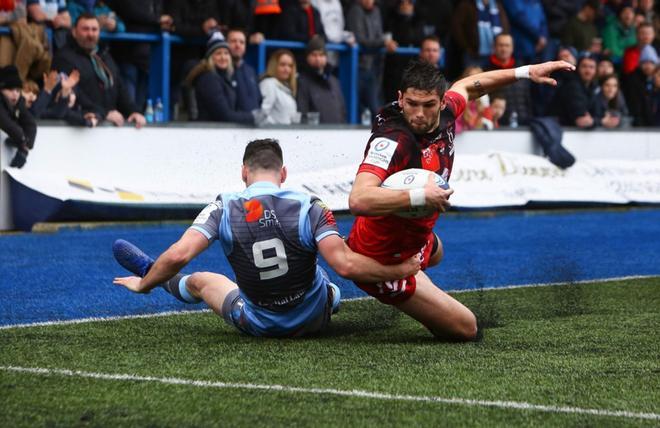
[2,125,660,229]
[7,152,660,213]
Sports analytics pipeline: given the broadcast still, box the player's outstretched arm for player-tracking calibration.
[449,60,576,102]
[318,234,421,282]
[114,229,209,293]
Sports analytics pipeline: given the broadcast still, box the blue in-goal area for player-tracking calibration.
[1,208,659,326]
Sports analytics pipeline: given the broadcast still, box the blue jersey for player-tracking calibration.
[190,181,339,333]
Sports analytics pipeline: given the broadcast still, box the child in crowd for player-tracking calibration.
[0,65,36,168]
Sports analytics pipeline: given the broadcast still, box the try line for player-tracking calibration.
[1,365,658,421]
[1,275,656,331]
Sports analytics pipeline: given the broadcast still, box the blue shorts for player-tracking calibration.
[221,266,334,337]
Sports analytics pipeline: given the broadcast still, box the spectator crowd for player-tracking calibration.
[1,0,660,166]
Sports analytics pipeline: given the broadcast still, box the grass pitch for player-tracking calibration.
[1,277,659,427]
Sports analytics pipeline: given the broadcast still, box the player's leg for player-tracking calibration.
[394,271,477,341]
[184,272,238,315]
[426,233,444,267]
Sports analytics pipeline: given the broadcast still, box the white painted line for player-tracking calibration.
[1,365,658,421]
[449,274,660,294]
[0,309,211,330]
[1,274,657,330]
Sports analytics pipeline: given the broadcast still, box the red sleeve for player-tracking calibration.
[444,90,467,119]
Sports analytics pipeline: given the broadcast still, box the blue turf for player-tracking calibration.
[1,209,659,326]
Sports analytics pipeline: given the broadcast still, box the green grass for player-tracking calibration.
[1,278,659,427]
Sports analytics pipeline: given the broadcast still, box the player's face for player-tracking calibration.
[228,31,246,59]
[275,53,294,81]
[398,88,444,134]
[212,48,232,70]
[73,18,100,51]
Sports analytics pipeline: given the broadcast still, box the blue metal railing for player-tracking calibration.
[0,27,421,124]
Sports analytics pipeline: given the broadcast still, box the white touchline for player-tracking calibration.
[1,365,658,421]
[0,274,657,331]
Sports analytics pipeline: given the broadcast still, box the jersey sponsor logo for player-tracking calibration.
[193,202,220,224]
[258,209,280,228]
[244,199,264,223]
[364,137,398,170]
[421,145,441,171]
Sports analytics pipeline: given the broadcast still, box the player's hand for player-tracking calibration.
[529,61,575,86]
[400,253,422,278]
[423,173,454,213]
[113,276,149,293]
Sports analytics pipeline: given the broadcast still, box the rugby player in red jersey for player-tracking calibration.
[347,59,575,341]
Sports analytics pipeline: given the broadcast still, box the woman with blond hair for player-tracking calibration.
[185,32,257,124]
[259,49,298,124]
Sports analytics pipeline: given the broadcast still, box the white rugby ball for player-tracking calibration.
[381,168,450,218]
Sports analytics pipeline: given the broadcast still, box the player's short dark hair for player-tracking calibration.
[399,59,447,97]
[75,12,98,27]
[243,139,283,171]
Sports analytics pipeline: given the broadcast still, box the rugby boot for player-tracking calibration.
[113,239,154,277]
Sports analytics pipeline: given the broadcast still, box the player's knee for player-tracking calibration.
[430,312,478,342]
[186,272,219,295]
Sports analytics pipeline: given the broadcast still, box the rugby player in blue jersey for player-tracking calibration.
[113,139,421,337]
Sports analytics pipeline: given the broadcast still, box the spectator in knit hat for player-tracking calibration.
[0,66,36,168]
[296,35,346,124]
[622,44,659,126]
[185,31,261,124]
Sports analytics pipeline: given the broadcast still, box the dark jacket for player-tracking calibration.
[451,0,510,57]
[484,56,533,126]
[278,3,326,42]
[110,0,165,71]
[296,65,346,124]
[234,61,262,112]
[52,37,139,119]
[541,0,580,38]
[0,96,37,150]
[194,67,255,124]
[622,69,655,127]
[552,73,599,127]
[165,0,222,37]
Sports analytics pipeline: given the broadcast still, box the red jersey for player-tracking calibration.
[347,91,466,266]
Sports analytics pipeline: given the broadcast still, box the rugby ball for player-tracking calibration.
[381,168,450,218]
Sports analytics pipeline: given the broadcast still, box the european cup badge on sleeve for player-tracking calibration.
[193,202,220,224]
[364,138,398,169]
